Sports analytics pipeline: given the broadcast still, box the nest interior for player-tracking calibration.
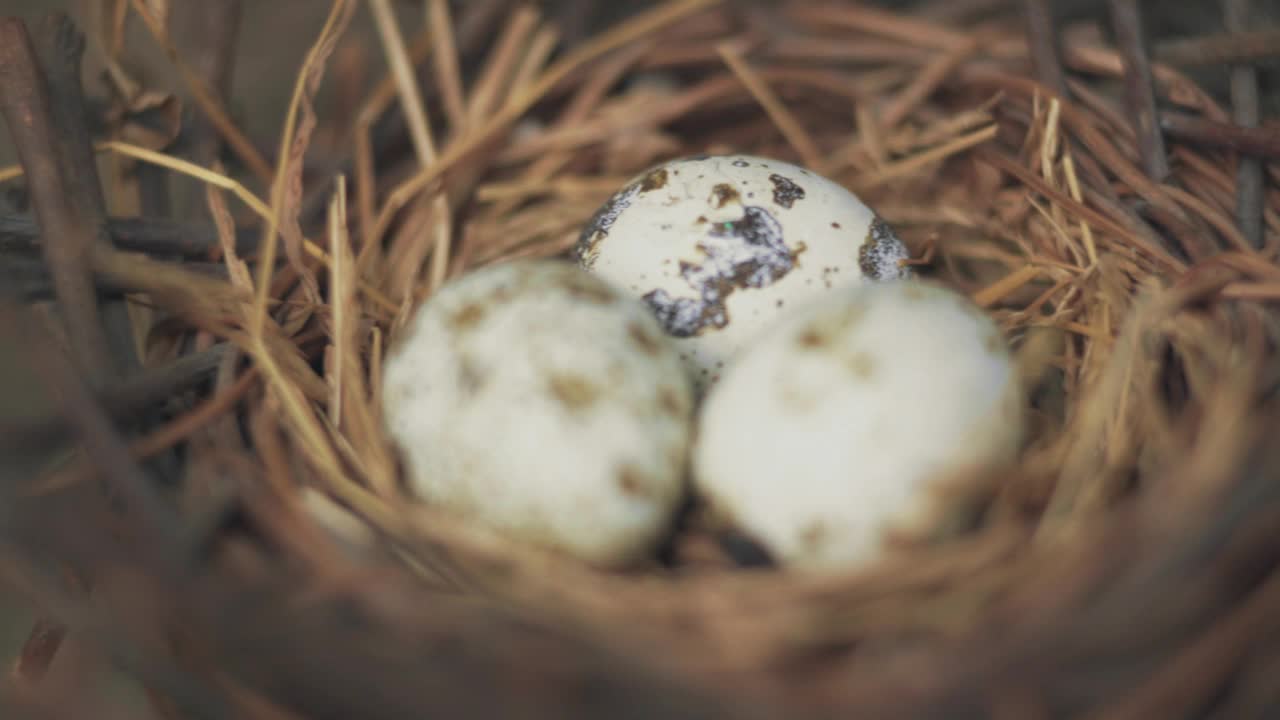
[0,0,1279,718]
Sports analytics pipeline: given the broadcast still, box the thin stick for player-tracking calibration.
[94,140,398,315]
[1022,0,1068,96]
[1224,0,1264,249]
[0,213,258,258]
[1109,0,1170,181]
[0,18,117,385]
[466,5,541,124]
[785,3,971,51]
[1,344,232,446]
[369,0,438,163]
[5,308,188,574]
[253,0,357,335]
[1158,113,1280,160]
[857,124,998,188]
[718,43,824,170]
[10,617,67,684]
[373,0,724,241]
[1155,29,1280,67]
[35,12,141,378]
[369,0,453,296]
[879,38,978,131]
[508,26,561,103]
[427,0,468,134]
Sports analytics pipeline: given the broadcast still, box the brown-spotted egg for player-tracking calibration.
[380,260,694,568]
[692,280,1025,571]
[575,154,912,391]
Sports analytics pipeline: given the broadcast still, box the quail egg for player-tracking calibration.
[576,154,912,391]
[692,280,1024,571]
[380,260,695,568]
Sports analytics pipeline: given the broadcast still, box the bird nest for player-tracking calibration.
[1,1,1279,718]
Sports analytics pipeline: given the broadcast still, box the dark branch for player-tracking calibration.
[1224,0,1264,249]
[0,213,260,258]
[1023,0,1068,97]
[1109,0,1171,182]
[1160,113,1280,160]
[33,12,141,377]
[0,18,118,385]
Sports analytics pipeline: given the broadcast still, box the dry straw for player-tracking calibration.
[1,0,1278,717]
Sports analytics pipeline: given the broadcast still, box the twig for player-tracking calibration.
[717,42,824,171]
[34,13,141,376]
[1224,0,1264,249]
[1155,29,1280,67]
[0,253,228,302]
[1159,113,1280,160]
[1108,0,1170,182]
[1022,0,1068,96]
[878,37,978,131]
[0,343,232,447]
[0,213,259,258]
[2,307,190,576]
[0,18,119,386]
[427,0,467,134]
[297,0,514,228]
[10,617,67,684]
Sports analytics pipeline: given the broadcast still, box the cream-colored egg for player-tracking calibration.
[576,154,911,391]
[692,280,1024,571]
[380,260,694,568]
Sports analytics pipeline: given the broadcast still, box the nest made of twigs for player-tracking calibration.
[2,1,1279,718]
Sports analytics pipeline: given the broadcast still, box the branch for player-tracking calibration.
[0,213,259,258]
[34,12,141,377]
[0,18,118,385]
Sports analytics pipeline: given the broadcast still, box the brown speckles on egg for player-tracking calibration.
[800,522,828,553]
[846,351,876,379]
[616,464,653,498]
[797,302,868,352]
[448,302,486,331]
[547,372,599,411]
[831,221,841,229]
[768,174,806,208]
[643,206,798,338]
[561,274,616,305]
[457,355,485,394]
[710,183,740,208]
[640,167,669,192]
[657,386,685,417]
[627,320,663,357]
[796,328,829,349]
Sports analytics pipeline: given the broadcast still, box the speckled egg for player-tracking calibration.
[575,154,912,390]
[692,280,1025,571]
[380,260,694,568]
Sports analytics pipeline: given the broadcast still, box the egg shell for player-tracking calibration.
[691,280,1024,571]
[380,260,695,568]
[575,154,912,391]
